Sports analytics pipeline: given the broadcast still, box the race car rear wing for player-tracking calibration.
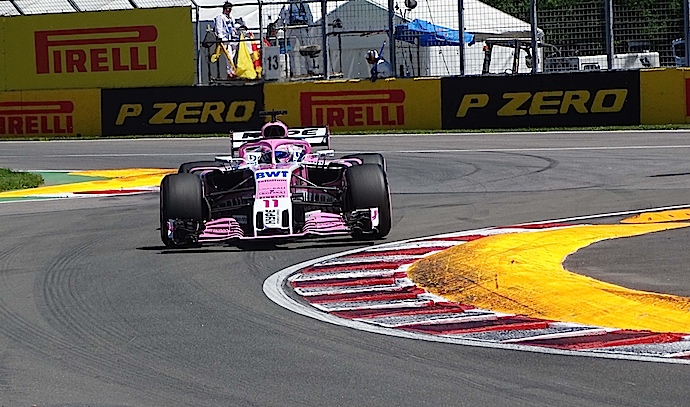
[230,127,330,152]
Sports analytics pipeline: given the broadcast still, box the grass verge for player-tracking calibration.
[0,168,45,192]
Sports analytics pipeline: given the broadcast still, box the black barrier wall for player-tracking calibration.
[101,85,265,136]
[441,71,641,129]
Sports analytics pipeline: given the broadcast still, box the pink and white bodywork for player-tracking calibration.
[197,129,377,242]
[161,118,391,247]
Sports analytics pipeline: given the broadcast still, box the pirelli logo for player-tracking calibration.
[0,101,74,135]
[300,90,405,127]
[34,26,158,75]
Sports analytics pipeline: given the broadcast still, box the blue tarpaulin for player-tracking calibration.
[394,19,475,47]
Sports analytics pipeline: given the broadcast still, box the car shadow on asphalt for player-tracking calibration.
[137,237,378,253]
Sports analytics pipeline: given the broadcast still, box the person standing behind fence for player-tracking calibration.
[214,2,241,78]
[279,0,312,25]
[366,49,392,80]
[275,0,314,77]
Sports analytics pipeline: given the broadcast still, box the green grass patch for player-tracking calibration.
[38,172,107,186]
[0,168,45,192]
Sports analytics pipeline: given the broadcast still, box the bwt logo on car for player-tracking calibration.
[34,26,158,74]
[0,101,74,135]
[256,171,289,179]
[300,90,405,127]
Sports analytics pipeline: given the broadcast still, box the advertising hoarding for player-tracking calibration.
[441,71,641,129]
[640,68,686,125]
[3,7,194,91]
[264,78,442,131]
[101,85,264,135]
[0,89,101,137]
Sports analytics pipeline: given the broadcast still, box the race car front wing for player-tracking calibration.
[196,208,379,243]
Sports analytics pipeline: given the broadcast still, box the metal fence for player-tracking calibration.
[201,0,689,81]
[3,0,690,82]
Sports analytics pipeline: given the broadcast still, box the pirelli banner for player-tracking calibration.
[441,71,640,129]
[101,85,264,136]
[1,7,194,91]
[0,89,101,137]
[684,69,690,124]
[639,68,686,125]
[264,78,441,131]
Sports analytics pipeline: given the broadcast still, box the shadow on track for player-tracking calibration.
[138,237,378,254]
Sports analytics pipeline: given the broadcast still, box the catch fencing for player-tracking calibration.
[203,0,690,81]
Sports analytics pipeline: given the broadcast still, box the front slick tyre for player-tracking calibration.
[342,153,386,170]
[345,163,392,239]
[160,173,204,247]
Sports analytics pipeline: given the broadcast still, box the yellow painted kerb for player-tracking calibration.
[0,168,175,198]
[408,221,690,333]
[621,209,690,224]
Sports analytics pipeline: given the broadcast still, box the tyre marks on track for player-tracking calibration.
[36,235,244,403]
[0,231,236,403]
[266,224,690,364]
[36,237,190,403]
[0,240,77,354]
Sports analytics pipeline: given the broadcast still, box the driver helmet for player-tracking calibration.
[365,49,379,64]
[275,145,304,163]
[275,150,291,163]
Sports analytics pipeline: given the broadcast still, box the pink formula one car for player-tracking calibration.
[159,111,391,247]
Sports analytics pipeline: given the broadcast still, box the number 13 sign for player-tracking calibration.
[263,46,284,80]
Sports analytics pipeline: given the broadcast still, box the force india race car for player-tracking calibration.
[159,111,392,247]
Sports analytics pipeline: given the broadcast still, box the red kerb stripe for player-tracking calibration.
[306,287,426,304]
[497,223,574,230]
[332,304,475,319]
[347,247,448,257]
[520,331,684,350]
[291,276,398,288]
[300,262,404,273]
[401,316,549,335]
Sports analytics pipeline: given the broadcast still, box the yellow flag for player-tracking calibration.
[211,45,222,63]
[210,43,235,70]
[236,33,257,80]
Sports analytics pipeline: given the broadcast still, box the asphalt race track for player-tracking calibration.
[1,131,690,406]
